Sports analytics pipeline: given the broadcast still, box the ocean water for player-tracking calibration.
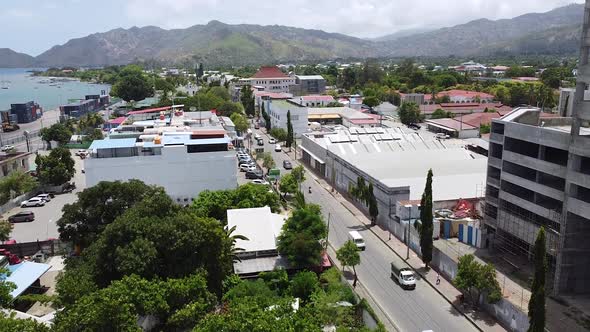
[0,68,111,111]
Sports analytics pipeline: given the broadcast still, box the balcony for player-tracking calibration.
[490,133,504,144]
[488,156,501,169]
[503,151,567,178]
[487,177,500,188]
[502,172,564,201]
[499,191,563,223]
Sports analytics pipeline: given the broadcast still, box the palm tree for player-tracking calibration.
[226,225,248,263]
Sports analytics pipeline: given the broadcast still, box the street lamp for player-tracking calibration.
[404,204,412,260]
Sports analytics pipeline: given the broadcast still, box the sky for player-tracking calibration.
[0,0,584,56]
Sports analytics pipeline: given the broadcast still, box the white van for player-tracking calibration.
[348,231,366,251]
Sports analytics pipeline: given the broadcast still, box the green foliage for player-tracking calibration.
[58,180,162,248]
[278,206,327,267]
[218,101,243,117]
[262,153,276,169]
[208,86,231,101]
[53,273,215,332]
[480,123,491,134]
[240,85,255,116]
[0,267,16,308]
[430,108,453,119]
[337,240,361,287]
[40,123,72,148]
[85,128,104,142]
[110,65,154,102]
[279,173,299,196]
[363,96,380,108]
[419,169,434,267]
[0,220,13,242]
[77,113,105,135]
[0,170,37,203]
[368,182,379,223]
[191,184,280,222]
[224,279,278,307]
[286,110,294,148]
[270,127,287,142]
[259,269,290,295]
[291,165,306,183]
[229,112,249,133]
[0,311,51,332]
[326,101,344,107]
[290,271,319,303]
[528,227,547,332]
[398,102,424,125]
[505,66,536,78]
[454,254,502,306]
[36,147,75,186]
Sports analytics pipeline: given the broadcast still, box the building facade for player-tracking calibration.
[85,132,237,204]
[265,99,308,137]
[289,75,326,96]
[0,152,32,178]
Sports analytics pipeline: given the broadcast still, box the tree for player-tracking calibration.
[368,183,379,225]
[291,165,306,184]
[398,101,423,125]
[218,101,242,117]
[278,206,327,267]
[279,173,298,197]
[270,128,287,142]
[240,85,255,117]
[78,113,105,134]
[58,180,164,249]
[85,128,104,142]
[0,220,13,242]
[326,101,344,107]
[419,169,434,268]
[0,267,16,308]
[40,123,72,149]
[336,240,361,287]
[528,227,547,332]
[229,112,248,134]
[0,311,51,332]
[454,254,502,307]
[290,271,319,303]
[430,109,452,119]
[0,170,37,202]
[262,153,275,169]
[286,111,294,148]
[208,86,231,101]
[36,147,75,186]
[110,65,153,102]
[480,123,491,134]
[363,96,380,108]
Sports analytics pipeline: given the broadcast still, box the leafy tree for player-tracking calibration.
[341,67,358,90]
[528,227,547,332]
[110,65,153,102]
[291,165,306,183]
[286,110,294,148]
[240,85,255,116]
[259,269,290,295]
[85,128,104,142]
[261,102,271,130]
[77,113,105,134]
[208,86,231,101]
[363,96,380,108]
[398,101,423,125]
[368,183,379,225]
[419,169,433,268]
[326,101,344,107]
[40,123,72,149]
[431,109,452,119]
[454,254,502,307]
[224,279,278,307]
[0,171,37,201]
[58,180,163,248]
[0,267,16,308]
[434,74,458,88]
[480,123,491,134]
[229,112,249,134]
[0,220,12,242]
[279,173,299,196]
[0,311,51,332]
[262,153,276,169]
[218,101,242,117]
[36,147,75,186]
[290,271,319,303]
[278,206,327,267]
[505,66,536,78]
[337,240,361,287]
[270,127,287,142]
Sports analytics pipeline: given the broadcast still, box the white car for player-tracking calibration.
[251,179,269,185]
[35,194,52,202]
[274,144,282,152]
[75,150,89,156]
[436,133,450,140]
[254,133,261,140]
[240,164,257,172]
[21,197,46,207]
[1,145,14,152]
[269,138,276,144]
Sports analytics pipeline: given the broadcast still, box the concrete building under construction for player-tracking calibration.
[484,3,590,295]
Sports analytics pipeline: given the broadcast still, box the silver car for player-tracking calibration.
[21,197,46,207]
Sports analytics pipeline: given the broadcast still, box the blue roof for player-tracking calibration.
[3,261,51,297]
[89,138,137,150]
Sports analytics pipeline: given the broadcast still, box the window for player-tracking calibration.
[292,115,299,120]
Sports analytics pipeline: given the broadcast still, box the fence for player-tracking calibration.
[0,239,69,258]
[1,129,41,146]
[0,191,38,215]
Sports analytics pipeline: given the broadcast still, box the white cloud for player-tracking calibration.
[5,8,35,18]
[123,0,584,37]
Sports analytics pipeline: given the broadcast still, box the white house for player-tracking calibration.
[265,99,309,137]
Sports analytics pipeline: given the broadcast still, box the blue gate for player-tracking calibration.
[467,226,473,245]
[456,223,462,241]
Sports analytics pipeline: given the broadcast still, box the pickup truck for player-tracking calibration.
[391,259,416,290]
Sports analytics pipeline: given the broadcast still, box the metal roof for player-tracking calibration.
[89,138,137,150]
[5,261,51,298]
[227,207,287,253]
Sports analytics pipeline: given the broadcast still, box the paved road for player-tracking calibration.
[6,150,87,243]
[254,127,477,332]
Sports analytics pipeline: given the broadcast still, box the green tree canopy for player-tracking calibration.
[110,65,153,102]
[398,102,424,125]
[286,110,294,148]
[278,206,327,267]
[58,180,164,248]
[0,220,13,242]
[218,101,243,117]
[240,85,255,116]
[270,127,287,142]
[419,169,434,268]
[40,123,72,148]
[528,227,547,332]
[290,271,319,303]
[229,112,249,134]
[36,147,75,186]
[363,96,380,108]
[336,240,361,287]
[454,254,501,306]
[0,311,51,332]
[279,173,299,196]
[0,170,37,203]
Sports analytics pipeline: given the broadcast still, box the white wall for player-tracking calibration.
[268,101,308,137]
[85,146,237,203]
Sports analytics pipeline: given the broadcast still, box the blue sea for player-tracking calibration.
[0,68,111,111]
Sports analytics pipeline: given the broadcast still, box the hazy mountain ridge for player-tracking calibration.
[0,3,585,67]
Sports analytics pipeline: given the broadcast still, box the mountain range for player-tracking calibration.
[0,3,584,68]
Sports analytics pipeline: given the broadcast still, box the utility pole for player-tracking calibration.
[325,213,331,250]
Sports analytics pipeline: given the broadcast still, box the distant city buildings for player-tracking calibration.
[289,75,326,96]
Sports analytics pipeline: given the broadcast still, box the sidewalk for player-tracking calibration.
[317,179,507,332]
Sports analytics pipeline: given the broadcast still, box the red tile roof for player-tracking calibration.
[252,66,289,79]
[300,95,335,102]
[437,89,494,99]
[107,116,127,125]
[426,118,478,131]
[455,112,501,128]
[127,106,171,115]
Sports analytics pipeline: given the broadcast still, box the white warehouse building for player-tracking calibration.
[265,99,309,138]
[85,130,237,204]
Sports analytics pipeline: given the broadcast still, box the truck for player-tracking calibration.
[390,257,416,290]
[0,111,19,132]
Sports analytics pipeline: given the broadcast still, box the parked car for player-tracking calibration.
[407,123,421,130]
[254,124,260,129]
[8,211,34,223]
[436,133,450,139]
[251,179,269,185]
[238,160,255,167]
[240,164,257,172]
[75,150,89,157]
[254,133,261,140]
[269,138,276,144]
[21,197,46,207]
[35,194,52,202]
[283,160,292,169]
[245,170,264,179]
[1,145,14,152]
[257,140,264,146]
[274,144,282,152]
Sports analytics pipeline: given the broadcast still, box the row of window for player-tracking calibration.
[252,80,294,85]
